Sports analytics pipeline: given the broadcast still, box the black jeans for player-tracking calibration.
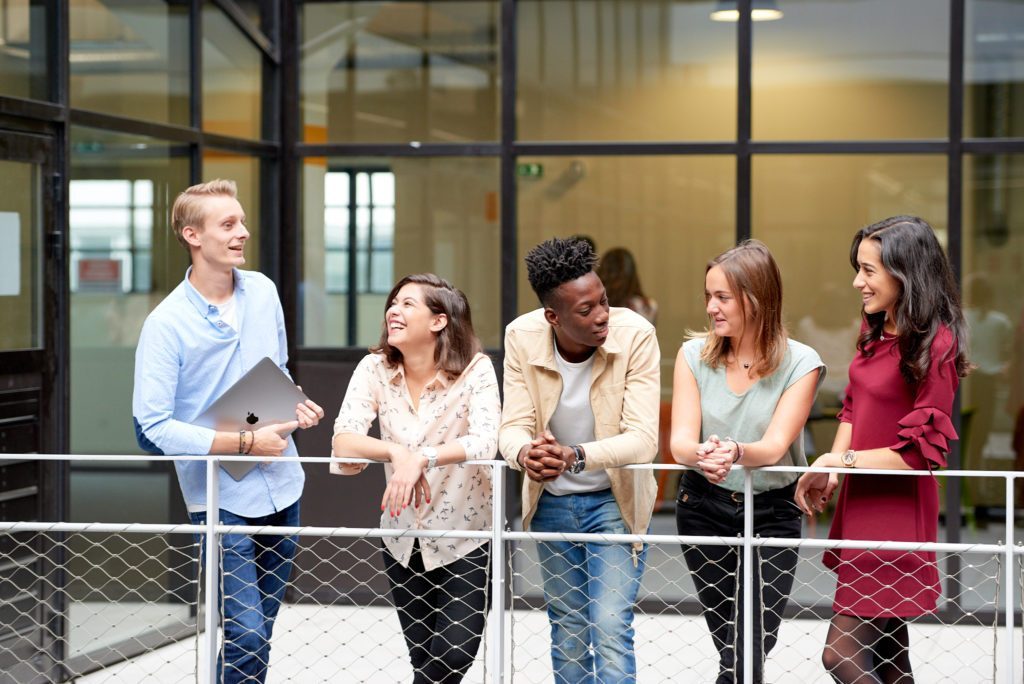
[676,471,802,684]
[382,541,491,684]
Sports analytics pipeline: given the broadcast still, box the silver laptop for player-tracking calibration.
[196,357,309,481]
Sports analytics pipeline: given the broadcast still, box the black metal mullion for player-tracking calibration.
[212,0,279,63]
[190,0,202,185]
[298,142,502,157]
[280,0,301,357]
[70,110,201,144]
[736,0,752,243]
[48,0,70,675]
[500,0,517,332]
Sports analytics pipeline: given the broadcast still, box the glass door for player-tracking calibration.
[0,129,63,682]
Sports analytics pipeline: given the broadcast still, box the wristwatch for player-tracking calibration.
[422,446,439,471]
[568,445,586,475]
[840,449,857,468]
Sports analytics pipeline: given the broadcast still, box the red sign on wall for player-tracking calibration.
[78,258,121,292]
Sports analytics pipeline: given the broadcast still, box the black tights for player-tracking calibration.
[823,614,913,683]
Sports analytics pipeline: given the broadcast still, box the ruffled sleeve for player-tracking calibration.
[891,407,957,470]
[888,328,960,470]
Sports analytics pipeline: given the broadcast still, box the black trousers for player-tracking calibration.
[676,472,802,684]
[382,541,491,684]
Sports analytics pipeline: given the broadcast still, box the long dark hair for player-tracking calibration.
[596,247,650,308]
[372,273,482,377]
[851,216,971,384]
[697,239,787,377]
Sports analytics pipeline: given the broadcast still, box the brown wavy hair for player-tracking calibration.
[372,273,482,377]
[697,240,787,377]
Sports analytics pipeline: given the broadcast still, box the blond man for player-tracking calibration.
[132,180,323,683]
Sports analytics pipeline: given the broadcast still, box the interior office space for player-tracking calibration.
[1,0,1023,673]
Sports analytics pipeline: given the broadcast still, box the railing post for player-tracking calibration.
[1005,473,1016,683]
[489,461,506,683]
[742,467,754,684]
[203,457,220,684]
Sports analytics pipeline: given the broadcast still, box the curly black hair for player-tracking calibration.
[525,237,597,306]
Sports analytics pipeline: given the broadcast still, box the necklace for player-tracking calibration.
[730,354,752,370]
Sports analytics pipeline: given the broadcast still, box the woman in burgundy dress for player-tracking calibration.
[795,216,971,683]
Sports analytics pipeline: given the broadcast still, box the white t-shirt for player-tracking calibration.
[545,341,612,496]
[218,293,238,331]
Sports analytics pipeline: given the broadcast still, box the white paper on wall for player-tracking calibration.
[0,212,21,296]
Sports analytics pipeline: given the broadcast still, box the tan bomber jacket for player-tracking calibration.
[498,307,661,536]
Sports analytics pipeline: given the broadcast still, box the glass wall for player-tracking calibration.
[516,155,735,395]
[203,4,263,140]
[0,0,47,100]
[302,156,501,348]
[301,1,500,144]
[69,127,190,457]
[70,0,190,124]
[963,154,1024,511]
[966,0,1024,138]
[752,155,948,452]
[518,0,736,141]
[753,0,950,140]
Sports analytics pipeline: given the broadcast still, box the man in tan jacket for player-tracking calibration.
[499,237,660,683]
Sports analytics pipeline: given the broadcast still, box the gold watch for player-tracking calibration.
[840,449,857,468]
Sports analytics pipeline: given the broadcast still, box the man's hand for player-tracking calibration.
[517,431,573,482]
[294,387,325,429]
[250,421,299,457]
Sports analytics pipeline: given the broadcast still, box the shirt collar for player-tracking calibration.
[385,359,452,389]
[183,266,244,318]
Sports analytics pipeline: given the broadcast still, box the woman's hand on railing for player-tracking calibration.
[382,447,430,517]
[795,459,840,516]
[695,435,732,484]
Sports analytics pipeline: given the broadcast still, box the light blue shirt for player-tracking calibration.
[132,267,304,517]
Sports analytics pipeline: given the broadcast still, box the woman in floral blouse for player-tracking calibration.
[331,273,500,684]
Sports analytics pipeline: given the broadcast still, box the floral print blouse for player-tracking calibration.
[332,351,499,570]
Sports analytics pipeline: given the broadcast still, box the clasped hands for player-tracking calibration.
[695,435,739,485]
[518,430,575,483]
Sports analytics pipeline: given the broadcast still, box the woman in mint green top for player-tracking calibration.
[670,240,824,684]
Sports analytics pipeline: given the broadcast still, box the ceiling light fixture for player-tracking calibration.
[711,0,784,22]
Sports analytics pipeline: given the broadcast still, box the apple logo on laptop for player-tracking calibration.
[246,412,259,425]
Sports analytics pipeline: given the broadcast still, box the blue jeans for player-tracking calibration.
[190,500,300,684]
[530,489,646,684]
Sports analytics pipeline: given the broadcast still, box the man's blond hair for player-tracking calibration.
[171,179,238,249]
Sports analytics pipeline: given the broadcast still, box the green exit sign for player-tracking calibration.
[517,163,544,178]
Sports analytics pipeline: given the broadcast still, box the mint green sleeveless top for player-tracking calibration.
[682,337,825,494]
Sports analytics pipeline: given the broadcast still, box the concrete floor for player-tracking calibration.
[71,602,1021,683]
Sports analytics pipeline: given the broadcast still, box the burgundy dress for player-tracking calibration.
[825,327,959,618]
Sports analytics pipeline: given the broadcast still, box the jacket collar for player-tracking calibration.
[527,320,621,371]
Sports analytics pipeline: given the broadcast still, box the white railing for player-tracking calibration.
[0,455,1021,682]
